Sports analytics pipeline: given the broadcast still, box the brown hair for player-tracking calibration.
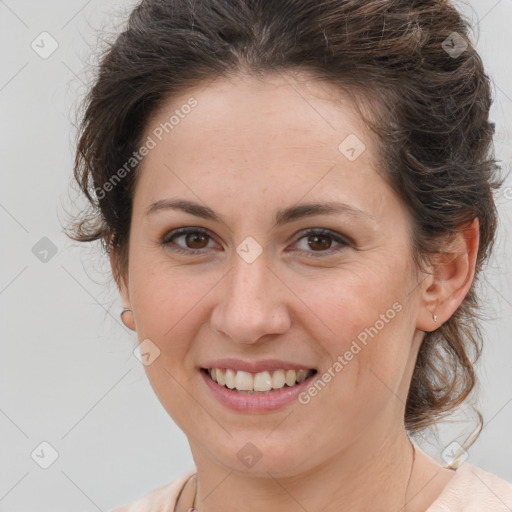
[65,0,502,442]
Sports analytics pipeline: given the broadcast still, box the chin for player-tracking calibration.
[204,435,321,479]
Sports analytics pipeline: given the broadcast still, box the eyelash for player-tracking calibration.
[161,227,350,258]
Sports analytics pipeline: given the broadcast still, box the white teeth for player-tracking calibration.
[206,368,314,392]
[254,371,272,392]
[235,371,253,391]
[216,368,226,386]
[285,370,296,387]
[271,369,286,389]
[225,369,236,389]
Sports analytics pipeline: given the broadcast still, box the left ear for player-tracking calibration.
[416,218,480,332]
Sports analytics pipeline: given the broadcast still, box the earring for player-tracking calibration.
[433,313,438,323]
[120,308,132,327]
[120,308,132,319]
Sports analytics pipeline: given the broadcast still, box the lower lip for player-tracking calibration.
[200,369,317,413]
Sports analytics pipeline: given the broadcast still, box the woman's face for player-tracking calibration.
[118,71,429,476]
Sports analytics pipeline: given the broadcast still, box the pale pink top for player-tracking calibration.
[109,454,512,511]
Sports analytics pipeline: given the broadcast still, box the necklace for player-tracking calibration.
[181,440,416,512]
[404,439,416,511]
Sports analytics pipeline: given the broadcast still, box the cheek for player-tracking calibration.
[128,255,211,349]
[127,258,209,427]
[303,264,406,342]
[302,265,413,400]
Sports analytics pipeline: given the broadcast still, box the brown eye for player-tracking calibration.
[293,228,349,258]
[162,228,216,254]
[184,232,209,249]
[307,234,333,251]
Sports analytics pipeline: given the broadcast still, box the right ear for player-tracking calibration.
[109,248,136,331]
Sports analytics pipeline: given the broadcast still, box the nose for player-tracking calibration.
[210,251,291,345]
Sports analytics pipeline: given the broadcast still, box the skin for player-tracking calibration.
[112,71,479,512]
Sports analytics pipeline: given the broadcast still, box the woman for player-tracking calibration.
[66,0,512,510]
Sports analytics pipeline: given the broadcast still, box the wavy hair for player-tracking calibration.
[65,0,501,449]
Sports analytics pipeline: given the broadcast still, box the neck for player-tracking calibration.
[189,426,415,512]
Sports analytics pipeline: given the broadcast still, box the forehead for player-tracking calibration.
[145,71,373,152]
[133,71,389,216]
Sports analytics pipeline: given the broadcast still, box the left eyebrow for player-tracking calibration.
[145,198,372,226]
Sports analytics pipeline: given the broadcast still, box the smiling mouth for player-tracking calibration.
[201,367,317,393]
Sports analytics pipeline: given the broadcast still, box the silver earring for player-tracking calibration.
[433,313,438,323]
[120,308,132,319]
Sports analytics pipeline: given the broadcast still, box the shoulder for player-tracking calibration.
[426,462,512,511]
[107,469,197,512]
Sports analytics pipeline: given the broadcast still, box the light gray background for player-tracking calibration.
[1,0,511,510]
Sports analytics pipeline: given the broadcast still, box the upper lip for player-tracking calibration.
[201,358,316,373]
